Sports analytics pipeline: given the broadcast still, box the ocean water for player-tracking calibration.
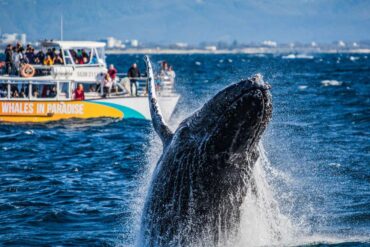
[0,54,369,246]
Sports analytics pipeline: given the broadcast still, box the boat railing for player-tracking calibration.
[116,73,176,97]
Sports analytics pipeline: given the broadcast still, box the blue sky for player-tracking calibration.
[0,0,369,43]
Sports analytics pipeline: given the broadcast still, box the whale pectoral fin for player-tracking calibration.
[145,55,174,145]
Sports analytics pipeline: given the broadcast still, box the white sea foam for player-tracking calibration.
[321,80,343,86]
[298,85,308,90]
[282,54,314,59]
[328,163,341,168]
[195,61,202,66]
[24,130,34,135]
[349,56,359,61]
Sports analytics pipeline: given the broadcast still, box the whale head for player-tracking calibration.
[184,74,272,156]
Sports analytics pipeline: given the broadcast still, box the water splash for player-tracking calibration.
[237,144,297,246]
[131,131,163,246]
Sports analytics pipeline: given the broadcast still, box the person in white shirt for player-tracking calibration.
[167,66,176,84]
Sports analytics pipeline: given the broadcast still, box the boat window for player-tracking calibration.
[9,82,29,99]
[31,83,57,99]
[68,48,92,65]
[96,47,106,65]
[63,50,73,65]
[59,82,70,99]
[69,49,78,64]
[0,84,9,98]
[89,49,99,65]
[79,82,100,94]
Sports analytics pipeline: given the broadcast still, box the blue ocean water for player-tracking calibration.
[0,54,369,246]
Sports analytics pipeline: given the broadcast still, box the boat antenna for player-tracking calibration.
[60,15,63,41]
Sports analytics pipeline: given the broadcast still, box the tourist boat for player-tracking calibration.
[0,41,179,123]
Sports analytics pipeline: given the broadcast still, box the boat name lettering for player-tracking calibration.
[1,102,84,115]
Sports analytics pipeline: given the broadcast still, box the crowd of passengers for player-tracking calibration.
[72,61,175,100]
[3,42,95,76]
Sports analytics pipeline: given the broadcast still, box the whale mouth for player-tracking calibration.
[226,74,272,117]
[207,75,272,154]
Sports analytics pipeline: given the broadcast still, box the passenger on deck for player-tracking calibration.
[16,42,22,51]
[103,73,113,98]
[167,66,176,83]
[4,44,13,75]
[161,61,169,73]
[35,50,45,64]
[51,48,57,59]
[20,88,26,98]
[46,49,52,58]
[25,46,35,64]
[127,63,140,96]
[12,90,19,98]
[43,55,54,66]
[49,86,57,97]
[11,47,18,75]
[90,55,98,64]
[70,49,77,61]
[108,64,118,93]
[54,54,64,65]
[41,85,50,97]
[76,49,84,64]
[14,47,28,75]
[0,85,7,97]
[33,89,39,98]
[108,64,117,81]
[89,85,96,92]
[81,49,89,63]
[74,84,85,100]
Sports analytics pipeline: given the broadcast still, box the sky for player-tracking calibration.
[0,0,369,44]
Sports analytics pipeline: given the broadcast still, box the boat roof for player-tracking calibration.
[42,41,106,49]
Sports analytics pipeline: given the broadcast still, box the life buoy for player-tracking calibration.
[20,64,36,78]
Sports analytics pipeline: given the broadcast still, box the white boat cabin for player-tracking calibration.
[33,41,108,82]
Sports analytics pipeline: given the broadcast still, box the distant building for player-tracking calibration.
[130,39,139,48]
[204,45,217,51]
[0,33,27,45]
[174,42,188,49]
[20,33,26,45]
[262,40,277,47]
[122,39,140,48]
[102,36,125,49]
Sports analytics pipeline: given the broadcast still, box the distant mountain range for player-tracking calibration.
[0,0,369,44]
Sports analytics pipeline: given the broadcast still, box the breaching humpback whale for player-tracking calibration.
[139,56,272,246]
